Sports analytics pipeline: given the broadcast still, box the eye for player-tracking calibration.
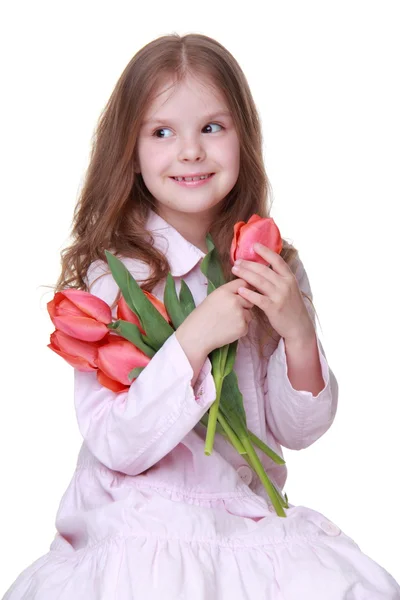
[153,127,173,138]
[203,123,223,133]
[152,123,224,138]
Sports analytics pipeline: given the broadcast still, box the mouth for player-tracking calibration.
[170,173,215,182]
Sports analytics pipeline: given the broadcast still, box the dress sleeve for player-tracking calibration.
[74,259,216,475]
[264,255,339,451]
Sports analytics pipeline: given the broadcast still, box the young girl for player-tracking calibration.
[4,33,400,599]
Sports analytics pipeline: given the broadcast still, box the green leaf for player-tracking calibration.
[163,273,186,329]
[210,344,229,378]
[105,251,174,348]
[204,344,231,455]
[128,366,145,381]
[179,280,196,317]
[200,233,225,291]
[219,370,247,427]
[224,341,238,376]
[107,321,156,358]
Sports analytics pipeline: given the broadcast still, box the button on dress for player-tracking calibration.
[4,209,400,599]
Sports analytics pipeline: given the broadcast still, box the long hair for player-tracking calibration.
[55,33,313,356]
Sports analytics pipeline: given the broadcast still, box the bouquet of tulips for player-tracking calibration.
[48,215,289,517]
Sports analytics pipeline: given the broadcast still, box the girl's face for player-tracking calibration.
[136,74,240,223]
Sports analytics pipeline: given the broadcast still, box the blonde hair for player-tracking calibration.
[55,33,314,357]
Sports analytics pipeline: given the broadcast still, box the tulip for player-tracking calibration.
[117,292,171,334]
[230,214,283,267]
[96,370,130,394]
[48,330,102,371]
[96,336,151,392]
[47,289,112,342]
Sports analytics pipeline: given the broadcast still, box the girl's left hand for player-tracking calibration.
[232,243,315,344]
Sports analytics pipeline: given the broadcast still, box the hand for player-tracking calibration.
[176,278,254,356]
[232,243,315,344]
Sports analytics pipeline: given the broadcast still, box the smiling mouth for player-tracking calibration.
[170,173,215,182]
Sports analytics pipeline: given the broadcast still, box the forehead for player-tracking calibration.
[142,74,230,123]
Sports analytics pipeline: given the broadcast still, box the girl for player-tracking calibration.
[4,33,400,599]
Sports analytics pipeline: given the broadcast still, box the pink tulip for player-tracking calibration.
[117,293,171,334]
[96,369,130,393]
[47,289,112,342]
[48,330,102,371]
[230,214,283,267]
[96,336,151,390]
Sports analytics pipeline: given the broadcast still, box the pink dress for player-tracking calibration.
[4,209,400,599]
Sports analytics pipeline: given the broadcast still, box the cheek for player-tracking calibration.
[220,135,240,172]
[139,142,171,175]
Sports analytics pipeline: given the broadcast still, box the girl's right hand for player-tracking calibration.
[175,279,254,357]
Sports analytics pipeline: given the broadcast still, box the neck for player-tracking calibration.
[154,206,216,254]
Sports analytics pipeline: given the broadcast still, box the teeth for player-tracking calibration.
[173,174,211,182]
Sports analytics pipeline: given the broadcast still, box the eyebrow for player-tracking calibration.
[142,111,232,126]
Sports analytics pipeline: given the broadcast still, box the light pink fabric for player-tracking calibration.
[5,209,400,599]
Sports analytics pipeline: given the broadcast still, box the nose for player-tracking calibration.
[177,134,206,163]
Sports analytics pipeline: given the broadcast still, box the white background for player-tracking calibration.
[1,0,399,594]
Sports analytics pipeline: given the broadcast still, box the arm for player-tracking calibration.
[264,256,338,450]
[74,259,216,475]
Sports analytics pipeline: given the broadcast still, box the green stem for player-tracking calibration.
[249,432,286,465]
[204,345,229,455]
[200,415,289,511]
[201,413,246,454]
[240,453,289,509]
[241,436,287,518]
[216,412,246,454]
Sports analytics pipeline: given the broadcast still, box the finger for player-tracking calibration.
[237,286,270,310]
[252,243,292,276]
[228,277,250,292]
[233,259,279,284]
[232,264,275,297]
[237,295,254,309]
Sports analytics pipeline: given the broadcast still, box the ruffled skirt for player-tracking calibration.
[4,485,400,599]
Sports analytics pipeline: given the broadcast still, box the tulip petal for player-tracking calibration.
[230,220,245,264]
[52,315,109,342]
[97,369,129,393]
[143,291,171,324]
[96,337,151,385]
[108,320,156,358]
[61,289,112,324]
[48,343,97,371]
[117,296,144,332]
[233,215,282,266]
[50,330,99,368]
[47,297,57,320]
[247,214,262,226]
[117,292,171,330]
[56,297,85,318]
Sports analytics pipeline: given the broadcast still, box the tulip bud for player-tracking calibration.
[48,330,102,371]
[47,289,112,342]
[96,336,151,387]
[230,214,282,266]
